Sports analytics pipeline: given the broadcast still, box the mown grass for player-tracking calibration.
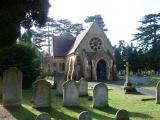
[0,86,160,120]
[45,76,54,81]
[149,76,160,84]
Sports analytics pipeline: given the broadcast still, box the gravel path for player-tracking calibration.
[0,105,17,120]
[88,76,156,96]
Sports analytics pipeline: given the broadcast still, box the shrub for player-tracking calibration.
[0,42,41,88]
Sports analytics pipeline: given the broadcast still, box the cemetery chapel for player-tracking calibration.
[43,22,117,81]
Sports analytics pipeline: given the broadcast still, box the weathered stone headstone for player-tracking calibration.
[36,113,51,120]
[78,111,92,120]
[92,82,108,108]
[78,77,88,96]
[62,80,79,106]
[115,109,129,120]
[0,76,2,98]
[156,82,160,104]
[3,67,22,106]
[53,72,65,94]
[56,78,65,96]
[32,79,51,108]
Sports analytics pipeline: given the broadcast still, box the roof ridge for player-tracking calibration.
[67,23,94,55]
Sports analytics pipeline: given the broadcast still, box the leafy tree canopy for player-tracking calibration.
[85,15,107,31]
[21,18,84,51]
[133,13,160,51]
[0,0,50,47]
[0,42,41,88]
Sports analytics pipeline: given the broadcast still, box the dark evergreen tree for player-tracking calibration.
[85,15,107,31]
[133,13,160,50]
[0,0,50,47]
[133,13,160,72]
[0,42,41,88]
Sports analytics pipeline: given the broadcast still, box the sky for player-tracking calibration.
[48,0,160,46]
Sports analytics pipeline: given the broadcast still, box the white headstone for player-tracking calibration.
[156,82,160,104]
[3,67,22,106]
[78,78,88,96]
[32,79,51,108]
[62,80,79,106]
[92,83,108,108]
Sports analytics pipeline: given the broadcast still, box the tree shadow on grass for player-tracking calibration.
[130,111,153,119]
[66,106,115,120]
[94,105,118,114]
[5,105,36,120]
[37,107,76,120]
[97,105,153,119]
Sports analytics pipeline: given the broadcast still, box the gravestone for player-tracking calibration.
[3,67,22,106]
[0,76,2,98]
[63,80,79,106]
[56,78,65,96]
[32,79,51,108]
[92,82,108,108]
[54,72,65,95]
[78,111,92,120]
[78,77,88,96]
[36,113,51,120]
[156,82,160,104]
[115,109,129,120]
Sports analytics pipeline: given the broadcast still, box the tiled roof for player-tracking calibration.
[53,35,76,57]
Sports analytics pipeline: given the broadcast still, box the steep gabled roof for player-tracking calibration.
[53,22,114,57]
[53,35,76,57]
[67,23,93,55]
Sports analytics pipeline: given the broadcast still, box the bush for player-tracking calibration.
[0,42,41,88]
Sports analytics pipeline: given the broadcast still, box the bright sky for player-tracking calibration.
[49,0,160,46]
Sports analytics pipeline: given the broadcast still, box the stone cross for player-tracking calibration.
[156,82,160,104]
[125,62,129,83]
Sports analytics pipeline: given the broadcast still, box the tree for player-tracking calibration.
[0,0,50,47]
[133,13,160,50]
[133,13,160,72]
[70,23,84,35]
[115,40,126,71]
[54,19,84,36]
[21,29,36,43]
[85,15,107,31]
[0,42,41,88]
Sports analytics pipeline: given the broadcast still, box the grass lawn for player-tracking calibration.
[0,86,160,120]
